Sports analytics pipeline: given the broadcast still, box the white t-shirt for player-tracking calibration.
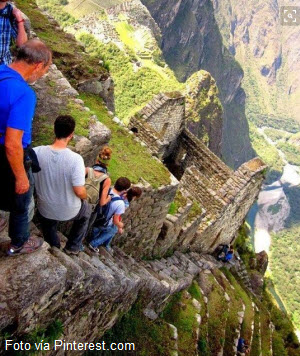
[33,146,85,221]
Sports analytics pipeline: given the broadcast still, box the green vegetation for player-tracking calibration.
[267,202,282,215]
[206,274,228,355]
[213,270,244,356]
[277,142,300,166]
[250,310,261,356]
[221,268,254,342]
[248,112,300,133]
[264,128,291,143]
[78,33,182,121]
[270,225,300,330]
[161,291,199,354]
[168,190,187,215]
[16,0,107,86]
[188,281,209,356]
[262,286,300,356]
[80,94,170,187]
[100,300,173,356]
[186,200,202,223]
[249,123,284,183]
[36,0,77,27]
[1,320,64,355]
[234,225,256,271]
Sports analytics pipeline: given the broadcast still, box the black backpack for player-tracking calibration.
[94,191,122,228]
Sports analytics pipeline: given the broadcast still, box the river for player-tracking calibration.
[249,127,300,253]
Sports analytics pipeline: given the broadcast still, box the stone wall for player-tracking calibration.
[129,93,185,159]
[152,188,193,257]
[0,227,222,350]
[127,115,164,157]
[190,158,267,253]
[126,93,266,259]
[113,176,179,259]
[176,129,232,189]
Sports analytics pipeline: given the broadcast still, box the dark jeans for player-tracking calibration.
[0,145,34,247]
[39,200,91,252]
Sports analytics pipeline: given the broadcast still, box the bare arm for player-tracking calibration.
[99,177,112,206]
[113,214,124,233]
[5,127,29,194]
[12,8,28,47]
[73,186,87,200]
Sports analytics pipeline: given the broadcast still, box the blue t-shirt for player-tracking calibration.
[0,65,36,148]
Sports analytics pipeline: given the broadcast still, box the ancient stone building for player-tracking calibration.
[123,93,267,258]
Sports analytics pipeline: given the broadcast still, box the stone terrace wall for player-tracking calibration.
[128,115,164,158]
[176,129,232,190]
[190,158,267,252]
[129,93,185,159]
[152,188,193,257]
[180,166,226,217]
[113,176,179,259]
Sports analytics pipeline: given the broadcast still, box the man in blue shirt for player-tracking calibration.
[0,39,52,256]
[0,0,28,64]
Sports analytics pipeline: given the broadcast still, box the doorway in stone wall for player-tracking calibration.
[164,146,187,181]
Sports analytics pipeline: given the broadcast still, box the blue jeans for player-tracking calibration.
[9,169,34,247]
[90,224,118,248]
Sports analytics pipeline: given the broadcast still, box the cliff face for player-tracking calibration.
[212,0,300,126]
[142,0,255,168]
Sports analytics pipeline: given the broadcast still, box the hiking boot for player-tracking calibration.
[88,244,99,253]
[0,217,7,233]
[7,236,43,257]
[63,247,80,256]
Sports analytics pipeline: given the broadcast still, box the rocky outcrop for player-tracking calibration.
[78,75,115,113]
[185,70,223,157]
[142,0,255,168]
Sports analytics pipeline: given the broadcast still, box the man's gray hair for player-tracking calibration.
[16,39,52,67]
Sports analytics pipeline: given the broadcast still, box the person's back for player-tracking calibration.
[0,65,36,157]
[33,115,91,254]
[89,177,131,253]
[34,146,84,220]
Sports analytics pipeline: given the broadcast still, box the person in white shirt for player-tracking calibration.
[33,115,91,255]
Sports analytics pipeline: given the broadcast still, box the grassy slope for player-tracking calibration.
[16,0,107,86]
[80,94,170,187]
[213,269,244,355]
[161,291,199,354]
[78,33,182,121]
[205,273,228,355]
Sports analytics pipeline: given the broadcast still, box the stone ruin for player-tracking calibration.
[123,92,267,258]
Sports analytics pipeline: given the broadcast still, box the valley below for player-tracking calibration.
[249,126,300,334]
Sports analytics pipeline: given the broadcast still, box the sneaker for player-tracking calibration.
[0,217,7,233]
[63,247,80,256]
[105,245,113,255]
[88,244,99,253]
[7,236,43,257]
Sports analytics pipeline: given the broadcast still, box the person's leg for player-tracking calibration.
[85,209,98,243]
[90,225,117,249]
[103,225,118,248]
[9,169,34,247]
[66,200,92,252]
[39,214,60,248]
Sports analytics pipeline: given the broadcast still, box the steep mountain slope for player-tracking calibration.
[212,0,300,127]
[36,0,224,156]
[141,0,255,168]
